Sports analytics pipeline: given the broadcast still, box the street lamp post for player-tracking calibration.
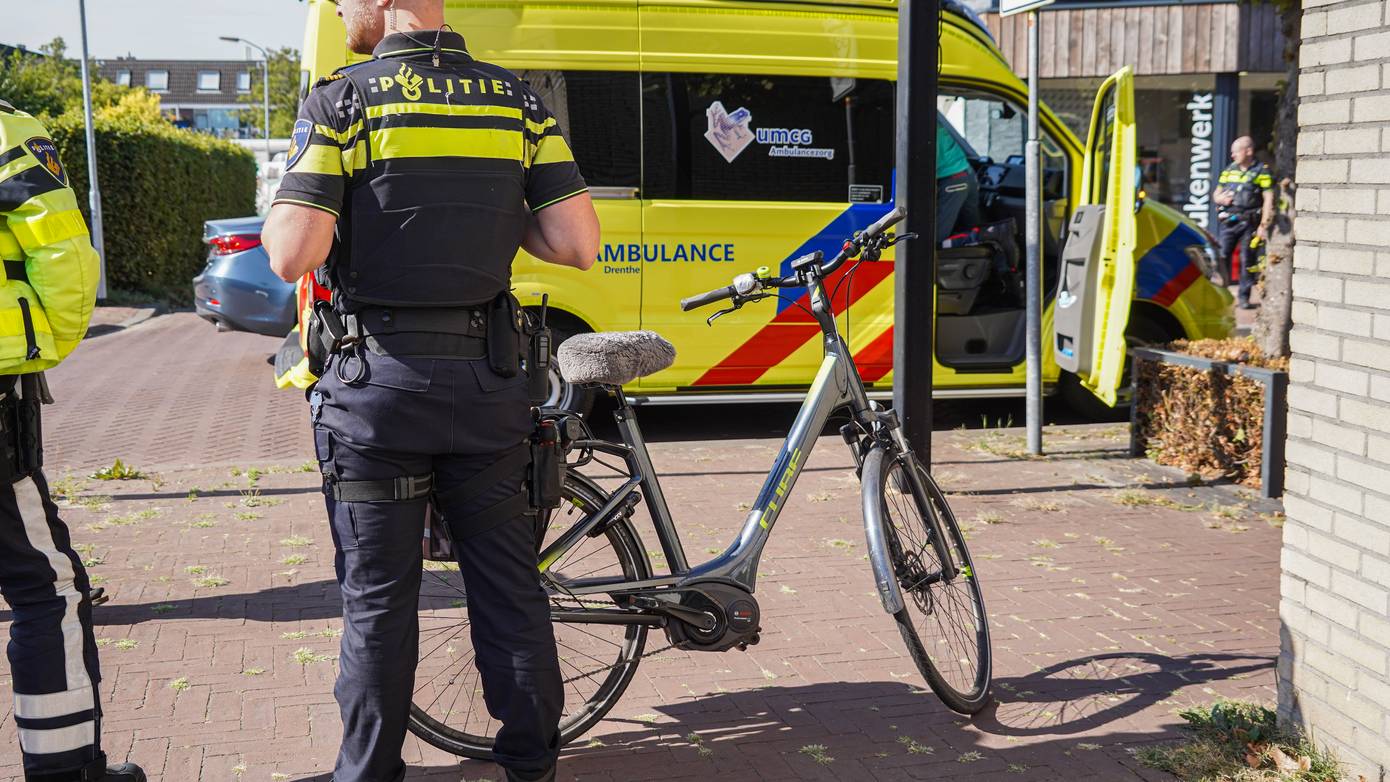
[78,0,106,299]
[220,36,272,160]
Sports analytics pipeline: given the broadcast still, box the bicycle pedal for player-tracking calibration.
[90,587,109,606]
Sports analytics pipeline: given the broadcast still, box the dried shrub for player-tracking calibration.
[1134,338,1287,488]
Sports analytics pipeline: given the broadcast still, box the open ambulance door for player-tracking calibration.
[1052,67,1137,407]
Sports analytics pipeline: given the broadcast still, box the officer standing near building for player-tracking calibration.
[1213,135,1274,310]
[0,102,144,781]
[261,1,599,780]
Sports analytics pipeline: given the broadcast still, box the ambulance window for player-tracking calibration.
[939,91,1067,189]
[642,73,895,203]
[518,70,641,190]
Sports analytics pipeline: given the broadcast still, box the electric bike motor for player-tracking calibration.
[663,582,762,652]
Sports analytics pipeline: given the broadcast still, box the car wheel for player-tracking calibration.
[544,329,596,418]
[1061,315,1178,422]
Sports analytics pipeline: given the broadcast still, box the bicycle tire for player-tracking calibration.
[408,471,651,758]
[864,445,992,714]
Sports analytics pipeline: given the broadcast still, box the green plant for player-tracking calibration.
[798,744,834,765]
[1136,701,1341,781]
[90,458,145,481]
[169,677,190,693]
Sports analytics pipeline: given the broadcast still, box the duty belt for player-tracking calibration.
[342,306,489,359]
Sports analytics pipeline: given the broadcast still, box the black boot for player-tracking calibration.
[76,757,146,782]
[504,766,556,782]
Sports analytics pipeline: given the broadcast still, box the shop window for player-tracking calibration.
[516,70,640,191]
[198,71,221,92]
[116,70,131,87]
[642,73,895,203]
[146,70,169,92]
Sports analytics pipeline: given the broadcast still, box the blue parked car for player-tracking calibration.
[194,216,296,337]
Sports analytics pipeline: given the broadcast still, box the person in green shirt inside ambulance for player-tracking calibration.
[935,111,980,244]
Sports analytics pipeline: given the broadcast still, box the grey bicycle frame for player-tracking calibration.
[540,271,907,615]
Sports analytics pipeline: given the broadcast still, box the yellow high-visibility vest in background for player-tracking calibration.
[0,100,100,374]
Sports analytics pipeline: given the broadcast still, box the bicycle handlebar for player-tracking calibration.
[680,206,909,312]
[680,285,738,312]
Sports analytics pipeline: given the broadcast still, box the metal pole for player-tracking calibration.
[1025,11,1043,455]
[894,0,939,465]
[263,57,271,158]
[78,0,106,299]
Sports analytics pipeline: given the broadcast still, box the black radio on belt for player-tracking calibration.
[527,295,553,405]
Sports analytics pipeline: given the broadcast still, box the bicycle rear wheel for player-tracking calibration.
[866,445,992,713]
[408,472,650,758]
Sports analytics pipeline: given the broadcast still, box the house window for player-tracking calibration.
[237,72,251,93]
[197,71,221,92]
[116,71,131,87]
[146,70,169,91]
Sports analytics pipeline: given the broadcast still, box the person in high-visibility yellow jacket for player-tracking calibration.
[0,100,145,782]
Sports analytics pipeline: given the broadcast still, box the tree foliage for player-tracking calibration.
[0,38,128,120]
[236,47,302,137]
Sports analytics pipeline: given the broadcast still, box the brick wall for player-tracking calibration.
[1281,0,1390,776]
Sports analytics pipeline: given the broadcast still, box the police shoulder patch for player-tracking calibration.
[24,137,66,186]
[286,119,315,171]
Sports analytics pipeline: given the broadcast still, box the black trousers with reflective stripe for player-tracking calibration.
[311,351,562,782]
[0,469,104,780]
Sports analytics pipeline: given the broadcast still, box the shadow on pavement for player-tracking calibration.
[88,579,344,626]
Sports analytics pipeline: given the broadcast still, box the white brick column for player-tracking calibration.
[1281,0,1390,775]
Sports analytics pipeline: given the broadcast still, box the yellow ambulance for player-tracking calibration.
[298,0,1233,415]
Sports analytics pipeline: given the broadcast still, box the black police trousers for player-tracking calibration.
[0,469,106,780]
[311,350,562,782]
[1219,218,1261,305]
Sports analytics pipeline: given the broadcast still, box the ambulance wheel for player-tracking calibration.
[545,327,596,418]
[1061,311,1181,422]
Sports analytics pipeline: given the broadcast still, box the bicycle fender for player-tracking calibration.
[861,447,906,616]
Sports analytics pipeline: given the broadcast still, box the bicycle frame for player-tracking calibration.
[540,267,895,600]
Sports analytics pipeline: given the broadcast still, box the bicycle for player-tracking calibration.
[410,207,992,758]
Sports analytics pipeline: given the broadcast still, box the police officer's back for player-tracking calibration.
[1214,136,1274,309]
[0,101,145,781]
[262,1,599,780]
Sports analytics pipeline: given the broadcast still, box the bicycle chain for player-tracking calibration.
[560,640,679,686]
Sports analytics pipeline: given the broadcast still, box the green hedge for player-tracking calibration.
[46,112,257,300]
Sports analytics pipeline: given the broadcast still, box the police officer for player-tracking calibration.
[0,102,144,781]
[1214,135,1274,310]
[261,0,599,780]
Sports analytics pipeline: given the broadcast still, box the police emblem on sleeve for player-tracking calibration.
[24,137,67,186]
[287,119,314,170]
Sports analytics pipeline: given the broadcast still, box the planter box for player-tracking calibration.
[1129,347,1289,499]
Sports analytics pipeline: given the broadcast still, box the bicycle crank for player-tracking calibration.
[650,582,762,653]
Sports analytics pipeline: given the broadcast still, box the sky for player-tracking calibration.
[0,0,310,59]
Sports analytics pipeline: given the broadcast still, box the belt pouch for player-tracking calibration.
[488,292,522,378]
[530,419,563,511]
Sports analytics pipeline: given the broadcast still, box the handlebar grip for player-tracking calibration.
[680,285,737,312]
[864,206,907,239]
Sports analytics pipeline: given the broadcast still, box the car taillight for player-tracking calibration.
[209,234,262,255]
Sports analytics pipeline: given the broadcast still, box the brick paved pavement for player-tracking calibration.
[0,314,1282,781]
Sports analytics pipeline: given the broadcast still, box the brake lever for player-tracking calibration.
[707,298,744,326]
[887,232,919,248]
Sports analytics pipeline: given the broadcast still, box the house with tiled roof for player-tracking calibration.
[98,58,261,138]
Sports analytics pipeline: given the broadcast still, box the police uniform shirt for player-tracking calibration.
[273,31,588,306]
[1217,160,1273,214]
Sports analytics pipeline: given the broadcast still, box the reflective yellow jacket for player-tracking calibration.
[0,101,99,374]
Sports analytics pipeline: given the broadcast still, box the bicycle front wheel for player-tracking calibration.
[409,471,650,758]
[866,445,992,713]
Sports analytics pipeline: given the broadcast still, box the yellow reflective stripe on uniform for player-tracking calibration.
[293,144,345,177]
[0,154,36,185]
[315,120,362,146]
[529,135,575,166]
[370,126,522,162]
[1255,173,1273,188]
[366,102,521,121]
[0,229,21,261]
[8,209,89,249]
[273,197,340,217]
[343,139,368,174]
[525,117,557,136]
